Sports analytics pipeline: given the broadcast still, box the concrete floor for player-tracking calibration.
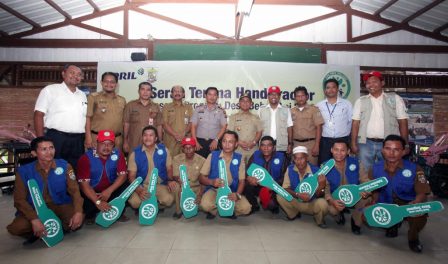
[0,193,447,264]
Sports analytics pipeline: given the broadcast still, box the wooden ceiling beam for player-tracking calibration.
[235,13,244,40]
[434,22,448,34]
[127,0,342,5]
[373,0,398,16]
[401,0,444,24]
[351,27,398,42]
[86,0,100,12]
[347,13,352,41]
[45,0,71,20]
[0,2,40,28]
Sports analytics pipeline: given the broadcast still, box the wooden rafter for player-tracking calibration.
[346,13,352,41]
[245,10,344,40]
[434,22,448,34]
[373,0,398,16]
[45,0,71,20]
[235,13,244,40]
[401,0,444,24]
[86,0,100,12]
[71,22,123,39]
[0,2,40,28]
[351,27,398,42]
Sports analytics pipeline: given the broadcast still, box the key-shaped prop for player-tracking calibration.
[96,177,143,228]
[332,177,388,207]
[27,179,64,247]
[247,163,293,202]
[216,159,235,217]
[180,165,198,218]
[139,169,159,225]
[364,201,444,228]
[295,159,335,201]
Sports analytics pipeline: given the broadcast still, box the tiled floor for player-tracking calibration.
[0,193,447,264]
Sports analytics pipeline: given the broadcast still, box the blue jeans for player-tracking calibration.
[358,139,383,171]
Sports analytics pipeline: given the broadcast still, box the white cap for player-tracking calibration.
[292,146,308,155]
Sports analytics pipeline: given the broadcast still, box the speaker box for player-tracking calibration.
[131,52,146,61]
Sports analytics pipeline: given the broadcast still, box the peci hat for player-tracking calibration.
[239,91,252,101]
[267,86,281,95]
[362,71,383,82]
[97,130,115,142]
[181,137,197,147]
[292,146,308,155]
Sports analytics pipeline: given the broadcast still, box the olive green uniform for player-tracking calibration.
[228,110,262,164]
[162,101,193,157]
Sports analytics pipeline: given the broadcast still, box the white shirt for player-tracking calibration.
[34,82,88,133]
[352,93,408,138]
[263,104,293,140]
[316,97,352,138]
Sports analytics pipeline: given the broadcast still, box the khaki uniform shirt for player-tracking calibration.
[13,162,83,221]
[282,164,313,190]
[228,110,262,154]
[123,99,162,151]
[128,145,172,185]
[291,104,324,140]
[162,101,193,155]
[172,153,205,188]
[87,91,126,134]
[200,152,246,186]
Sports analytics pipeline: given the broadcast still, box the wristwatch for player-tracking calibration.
[236,193,242,200]
[95,200,101,205]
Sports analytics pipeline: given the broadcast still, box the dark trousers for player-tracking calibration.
[196,138,217,158]
[82,183,128,219]
[318,136,350,165]
[244,184,262,209]
[46,129,85,170]
[395,198,428,241]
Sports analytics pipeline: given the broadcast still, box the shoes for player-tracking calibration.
[118,214,130,222]
[250,206,260,215]
[408,240,423,253]
[22,235,39,246]
[85,217,95,225]
[172,212,182,219]
[351,217,361,235]
[318,223,328,229]
[271,206,280,215]
[335,212,346,225]
[385,225,398,238]
[206,213,216,220]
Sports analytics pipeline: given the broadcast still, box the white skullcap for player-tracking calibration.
[292,146,308,155]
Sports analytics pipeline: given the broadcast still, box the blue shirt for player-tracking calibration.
[316,97,352,138]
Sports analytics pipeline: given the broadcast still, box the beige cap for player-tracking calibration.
[292,146,308,154]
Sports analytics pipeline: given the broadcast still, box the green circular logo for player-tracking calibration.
[372,206,391,226]
[322,71,351,99]
[183,198,197,212]
[141,204,157,219]
[252,168,265,182]
[44,219,60,238]
[338,188,353,205]
[299,182,312,194]
[218,196,233,210]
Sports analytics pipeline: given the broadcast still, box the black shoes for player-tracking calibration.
[206,213,216,220]
[408,240,423,253]
[22,235,39,246]
[351,217,361,235]
[172,212,182,219]
[385,225,399,238]
[318,222,328,229]
[335,212,346,225]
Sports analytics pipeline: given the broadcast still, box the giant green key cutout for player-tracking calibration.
[180,165,198,218]
[247,163,292,202]
[27,179,64,247]
[96,177,143,228]
[332,177,388,207]
[139,169,159,225]
[364,201,444,228]
[295,159,335,201]
[216,159,235,217]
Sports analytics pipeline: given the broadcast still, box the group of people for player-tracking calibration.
[6,64,431,254]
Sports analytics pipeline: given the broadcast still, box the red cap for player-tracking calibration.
[181,137,196,147]
[267,86,281,95]
[362,71,383,82]
[97,130,115,142]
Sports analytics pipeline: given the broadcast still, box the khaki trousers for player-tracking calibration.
[200,189,251,216]
[174,186,201,214]
[128,183,179,209]
[328,197,371,226]
[277,195,328,225]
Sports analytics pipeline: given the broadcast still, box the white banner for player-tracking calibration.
[97,61,360,114]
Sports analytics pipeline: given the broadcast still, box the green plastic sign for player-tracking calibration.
[332,177,388,207]
[364,201,444,228]
[180,165,198,218]
[295,159,335,201]
[27,179,64,247]
[96,177,143,228]
[216,159,235,217]
[247,163,292,202]
[139,169,159,225]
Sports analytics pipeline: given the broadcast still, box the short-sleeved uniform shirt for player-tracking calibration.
[200,152,245,186]
[127,145,172,185]
[191,104,227,140]
[290,104,324,140]
[172,153,205,188]
[87,91,126,134]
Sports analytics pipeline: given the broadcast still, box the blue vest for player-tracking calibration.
[287,163,319,191]
[207,151,242,192]
[86,148,120,189]
[326,156,360,193]
[18,159,72,206]
[134,144,168,185]
[373,160,417,203]
[252,150,285,182]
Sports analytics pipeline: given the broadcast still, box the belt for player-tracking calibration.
[294,138,315,143]
[91,130,122,137]
[367,138,384,142]
[47,128,83,137]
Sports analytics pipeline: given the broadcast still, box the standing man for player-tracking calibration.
[290,86,324,166]
[245,136,287,214]
[123,82,163,154]
[259,86,293,155]
[227,92,263,164]
[162,85,193,157]
[199,131,251,219]
[191,87,227,158]
[76,130,129,224]
[277,146,328,228]
[34,64,87,169]
[371,135,431,253]
[351,71,409,172]
[316,79,352,164]
[7,137,83,245]
[84,72,126,151]
[171,137,206,219]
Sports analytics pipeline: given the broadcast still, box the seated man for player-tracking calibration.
[77,130,129,224]
[277,146,328,228]
[324,139,370,235]
[7,137,83,245]
[244,135,286,214]
[127,125,178,212]
[172,137,206,219]
[199,130,251,219]
[371,135,431,253]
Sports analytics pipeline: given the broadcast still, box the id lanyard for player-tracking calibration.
[325,102,337,126]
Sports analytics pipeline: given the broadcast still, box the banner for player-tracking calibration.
[97,61,360,115]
